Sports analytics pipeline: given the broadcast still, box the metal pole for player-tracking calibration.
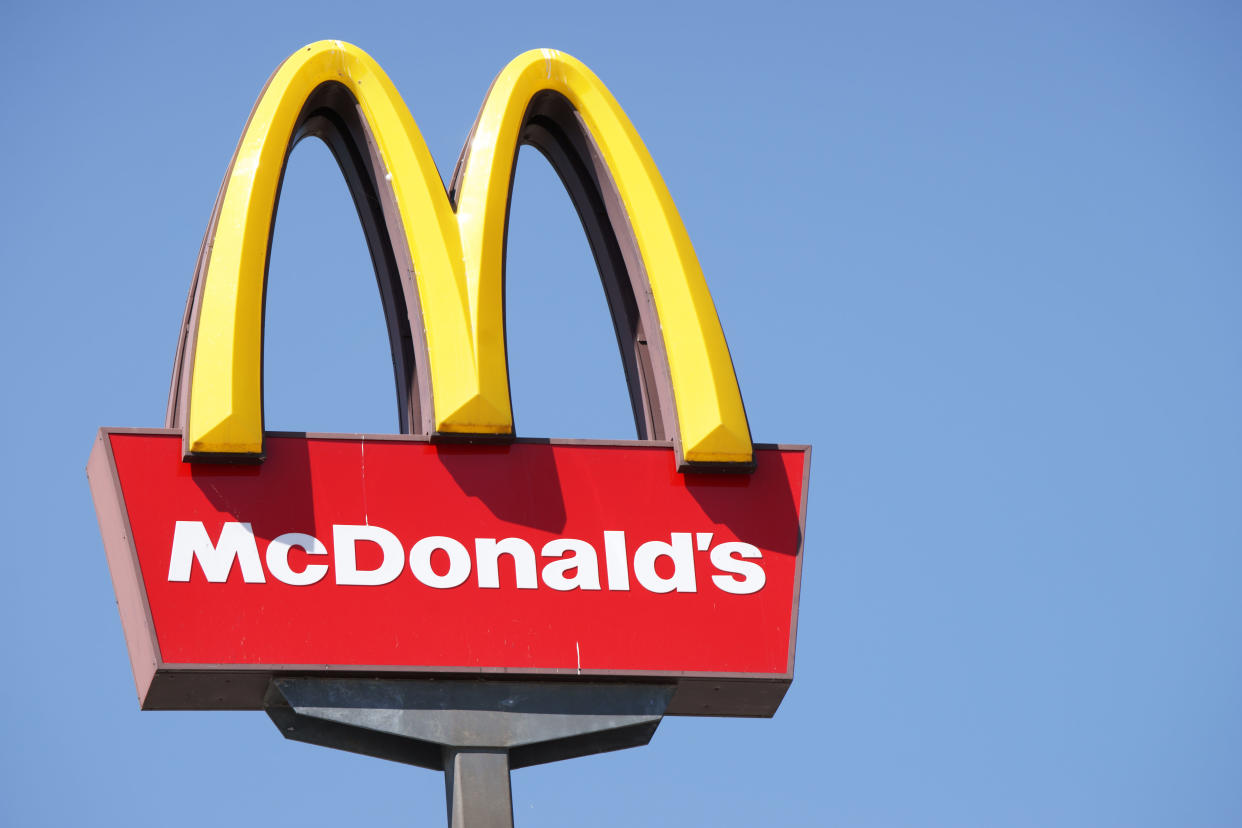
[443,747,514,828]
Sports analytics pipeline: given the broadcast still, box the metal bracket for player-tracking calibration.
[265,678,675,827]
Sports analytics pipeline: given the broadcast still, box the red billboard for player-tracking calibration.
[90,430,809,716]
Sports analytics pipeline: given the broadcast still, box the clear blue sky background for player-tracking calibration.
[2,1,1239,825]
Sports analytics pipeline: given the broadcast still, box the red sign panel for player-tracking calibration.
[89,429,809,716]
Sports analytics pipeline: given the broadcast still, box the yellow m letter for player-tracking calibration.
[167,41,753,467]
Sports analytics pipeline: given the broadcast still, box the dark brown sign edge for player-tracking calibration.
[87,429,163,705]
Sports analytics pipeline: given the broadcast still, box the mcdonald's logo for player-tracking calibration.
[166,40,752,468]
[88,42,810,717]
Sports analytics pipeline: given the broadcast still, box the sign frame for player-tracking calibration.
[89,427,810,717]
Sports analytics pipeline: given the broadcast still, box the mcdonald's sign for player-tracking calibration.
[88,42,810,717]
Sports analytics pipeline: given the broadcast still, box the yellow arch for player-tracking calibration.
[185,41,752,465]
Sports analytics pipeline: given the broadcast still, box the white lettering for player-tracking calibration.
[334,525,404,586]
[709,541,766,595]
[266,532,329,586]
[475,538,537,589]
[540,538,601,591]
[633,533,697,593]
[166,521,767,596]
[603,530,630,591]
[168,521,265,583]
[410,536,471,588]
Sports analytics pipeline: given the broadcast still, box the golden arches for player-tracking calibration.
[168,41,752,467]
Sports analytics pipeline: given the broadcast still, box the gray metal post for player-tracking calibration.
[443,747,513,828]
[265,678,675,828]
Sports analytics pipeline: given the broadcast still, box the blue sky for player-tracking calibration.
[2,1,1240,825]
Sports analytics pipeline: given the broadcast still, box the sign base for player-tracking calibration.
[265,678,675,827]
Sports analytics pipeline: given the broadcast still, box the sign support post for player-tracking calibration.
[265,678,675,827]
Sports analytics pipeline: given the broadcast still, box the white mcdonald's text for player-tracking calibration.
[167,522,767,595]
